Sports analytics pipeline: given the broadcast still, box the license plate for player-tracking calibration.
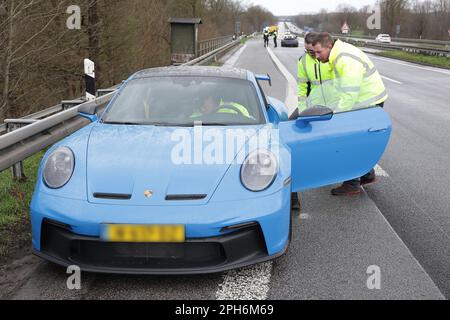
[101,224,185,243]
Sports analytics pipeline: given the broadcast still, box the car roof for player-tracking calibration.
[132,66,248,80]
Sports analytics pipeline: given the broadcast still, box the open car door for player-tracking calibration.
[279,106,392,192]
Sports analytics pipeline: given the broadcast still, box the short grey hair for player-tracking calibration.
[304,32,319,45]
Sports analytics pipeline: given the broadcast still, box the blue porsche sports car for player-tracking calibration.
[30,66,391,274]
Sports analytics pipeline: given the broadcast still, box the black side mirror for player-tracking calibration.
[296,106,334,127]
[299,106,334,118]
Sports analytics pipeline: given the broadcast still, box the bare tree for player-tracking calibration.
[0,0,279,123]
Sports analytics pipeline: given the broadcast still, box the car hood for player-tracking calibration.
[86,124,264,205]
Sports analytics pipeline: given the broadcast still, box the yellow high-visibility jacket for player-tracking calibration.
[329,39,388,111]
[217,101,250,118]
[297,53,334,111]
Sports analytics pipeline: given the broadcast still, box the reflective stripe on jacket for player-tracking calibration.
[190,101,251,119]
[329,39,388,111]
[217,101,250,118]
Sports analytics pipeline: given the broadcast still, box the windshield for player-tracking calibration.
[101,76,265,126]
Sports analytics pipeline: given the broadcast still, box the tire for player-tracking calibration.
[288,193,298,247]
[291,192,301,217]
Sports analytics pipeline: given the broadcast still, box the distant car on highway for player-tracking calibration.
[30,66,391,275]
[281,34,299,47]
[375,34,392,44]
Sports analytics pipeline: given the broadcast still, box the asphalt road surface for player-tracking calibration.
[3,36,447,300]
[270,28,450,298]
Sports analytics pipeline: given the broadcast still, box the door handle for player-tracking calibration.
[368,127,388,133]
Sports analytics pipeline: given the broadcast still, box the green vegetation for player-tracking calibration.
[350,30,365,37]
[208,61,222,67]
[0,151,45,227]
[375,50,450,69]
[240,37,250,45]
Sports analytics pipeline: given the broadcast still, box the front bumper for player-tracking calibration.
[35,219,287,275]
[31,188,291,274]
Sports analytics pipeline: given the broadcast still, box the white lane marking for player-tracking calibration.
[266,47,298,116]
[299,213,311,220]
[381,75,403,85]
[368,197,446,299]
[216,262,272,300]
[223,44,247,68]
[370,55,450,76]
[375,165,389,177]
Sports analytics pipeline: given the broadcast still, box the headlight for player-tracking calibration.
[43,147,75,189]
[240,149,278,192]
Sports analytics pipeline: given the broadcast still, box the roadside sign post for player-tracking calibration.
[7,123,25,181]
[235,21,241,36]
[84,59,96,102]
[341,22,350,34]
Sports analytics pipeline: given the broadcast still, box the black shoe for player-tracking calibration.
[361,175,377,185]
[331,183,362,196]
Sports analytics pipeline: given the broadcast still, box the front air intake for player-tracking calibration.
[93,193,132,200]
[165,194,207,201]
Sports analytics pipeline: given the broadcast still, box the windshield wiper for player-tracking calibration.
[101,120,232,127]
[149,122,194,127]
[197,123,229,126]
[101,120,148,125]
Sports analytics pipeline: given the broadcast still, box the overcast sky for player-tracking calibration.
[247,0,379,15]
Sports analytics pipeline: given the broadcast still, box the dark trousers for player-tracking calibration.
[274,38,277,47]
[344,102,384,186]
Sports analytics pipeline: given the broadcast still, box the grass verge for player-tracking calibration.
[240,36,250,45]
[374,50,450,69]
[0,151,45,260]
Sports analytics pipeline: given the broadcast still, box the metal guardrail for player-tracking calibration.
[0,37,241,176]
[331,34,450,46]
[186,38,240,66]
[285,23,450,57]
[337,36,450,57]
[0,104,64,136]
[198,36,234,57]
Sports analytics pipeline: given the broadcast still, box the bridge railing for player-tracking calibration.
[198,35,235,57]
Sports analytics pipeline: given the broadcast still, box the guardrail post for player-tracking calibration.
[84,59,96,102]
[7,124,26,181]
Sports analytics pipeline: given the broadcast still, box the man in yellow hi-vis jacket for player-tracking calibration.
[297,33,335,111]
[311,32,388,196]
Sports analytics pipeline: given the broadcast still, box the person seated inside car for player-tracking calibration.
[190,95,252,119]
